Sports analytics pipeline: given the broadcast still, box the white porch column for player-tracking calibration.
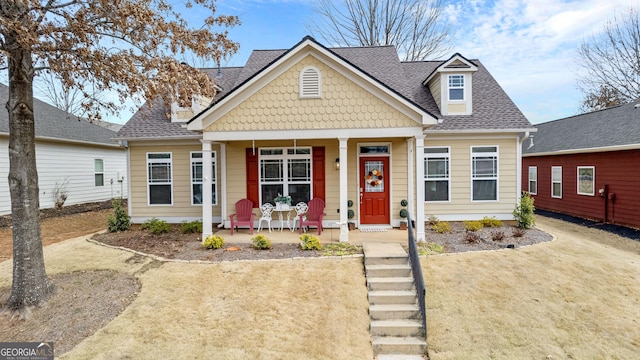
[339,138,349,242]
[219,143,227,229]
[406,137,415,226]
[415,135,425,242]
[201,140,213,241]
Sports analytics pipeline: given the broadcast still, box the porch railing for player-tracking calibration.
[406,213,427,336]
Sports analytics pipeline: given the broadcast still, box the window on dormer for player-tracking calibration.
[300,66,321,98]
[448,75,464,100]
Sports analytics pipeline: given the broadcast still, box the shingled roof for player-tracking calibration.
[118,36,532,139]
[0,84,120,147]
[523,100,640,155]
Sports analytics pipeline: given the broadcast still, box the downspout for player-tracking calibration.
[517,131,530,199]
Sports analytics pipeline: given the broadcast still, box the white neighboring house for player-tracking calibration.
[0,84,127,215]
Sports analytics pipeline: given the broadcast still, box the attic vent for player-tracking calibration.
[299,66,321,98]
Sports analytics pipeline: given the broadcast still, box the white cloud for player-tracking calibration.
[445,0,638,123]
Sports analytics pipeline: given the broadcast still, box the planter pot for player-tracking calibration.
[348,222,356,231]
[399,221,407,230]
[275,203,289,211]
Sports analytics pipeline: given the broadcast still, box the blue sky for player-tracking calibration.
[205,0,639,125]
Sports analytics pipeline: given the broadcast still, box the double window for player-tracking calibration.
[424,147,450,201]
[191,152,217,205]
[259,147,312,205]
[147,153,172,205]
[552,166,562,198]
[448,75,464,100]
[471,146,498,201]
[528,166,537,195]
[94,159,104,187]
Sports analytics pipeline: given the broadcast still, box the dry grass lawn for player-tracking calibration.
[0,237,372,360]
[424,216,640,359]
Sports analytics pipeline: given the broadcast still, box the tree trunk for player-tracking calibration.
[2,41,55,317]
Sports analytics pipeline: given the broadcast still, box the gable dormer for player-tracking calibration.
[423,53,478,116]
[170,95,213,122]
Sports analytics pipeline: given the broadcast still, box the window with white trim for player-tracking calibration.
[94,159,104,187]
[147,153,172,205]
[424,147,450,201]
[471,146,498,201]
[259,147,312,205]
[552,166,562,198]
[577,166,594,196]
[448,74,464,100]
[299,66,321,98]
[528,166,537,195]
[191,151,217,205]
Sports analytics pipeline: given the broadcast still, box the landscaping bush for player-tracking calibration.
[427,214,440,226]
[481,216,503,228]
[141,218,170,234]
[180,220,203,234]
[512,227,526,238]
[202,234,224,249]
[464,232,482,243]
[463,220,483,232]
[431,221,451,234]
[321,243,361,256]
[107,199,130,232]
[251,234,272,250]
[300,234,322,250]
[513,192,535,229]
[491,230,506,242]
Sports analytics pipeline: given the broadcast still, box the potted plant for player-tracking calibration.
[399,199,408,230]
[274,193,291,210]
[347,200,356,230]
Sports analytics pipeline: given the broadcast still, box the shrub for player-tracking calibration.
[491,230,506,242]
[202,234,224,249]
[431,221,451,234]
[180,220,203,234]
[464,232,482,243]
[463,220,483,232]
[107,199,130,232]
[427,215,440,226]
[300,234,322,250]
[141,218,170,234]
[418,242,445,255]
[251,234,272,250]
[512,227,526,238]
[481,216,503,228]
[513,192,535,229]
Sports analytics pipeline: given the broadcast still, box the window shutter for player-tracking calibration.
[246,148,259,206]
[300,67,320,98]
[312,147,325,201]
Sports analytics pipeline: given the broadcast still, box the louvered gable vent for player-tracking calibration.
[299,66,321,98]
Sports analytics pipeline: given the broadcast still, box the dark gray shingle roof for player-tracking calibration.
[0,84,119,146]
[118,36,532,139]
[523,101,640,154]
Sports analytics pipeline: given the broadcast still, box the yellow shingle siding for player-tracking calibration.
[205,55,417,132]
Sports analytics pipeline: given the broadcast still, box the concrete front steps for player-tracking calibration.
[363,243,426,358]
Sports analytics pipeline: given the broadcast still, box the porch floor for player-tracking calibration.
[215,226,412,246]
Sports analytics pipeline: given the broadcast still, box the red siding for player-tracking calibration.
[245,148,259,206]
[522,149,640,229]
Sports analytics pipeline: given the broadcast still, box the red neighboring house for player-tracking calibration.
[522,100,640,229]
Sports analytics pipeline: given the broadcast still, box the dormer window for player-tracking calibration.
[448,75,464,101]
[299,66,321,98]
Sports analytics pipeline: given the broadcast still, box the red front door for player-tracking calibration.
[359,157,390,224]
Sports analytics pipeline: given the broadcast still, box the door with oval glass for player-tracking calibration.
[359,157,390,224]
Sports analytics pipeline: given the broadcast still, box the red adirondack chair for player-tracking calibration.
[229,199,255,235]
[299,198,326,235]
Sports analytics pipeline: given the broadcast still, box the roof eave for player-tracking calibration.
[524,143,640,157]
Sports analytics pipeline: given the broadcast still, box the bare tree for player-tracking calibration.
[34,71,103,119]
[577,7,640,110]
[579,85,626,113]
[0,0,238,317]
[309,0,452,61]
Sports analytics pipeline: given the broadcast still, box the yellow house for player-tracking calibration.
[117,36,535,242]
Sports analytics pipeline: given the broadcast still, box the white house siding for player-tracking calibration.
[0,138,127,215]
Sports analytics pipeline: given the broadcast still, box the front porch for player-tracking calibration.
[212,226,413,246]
